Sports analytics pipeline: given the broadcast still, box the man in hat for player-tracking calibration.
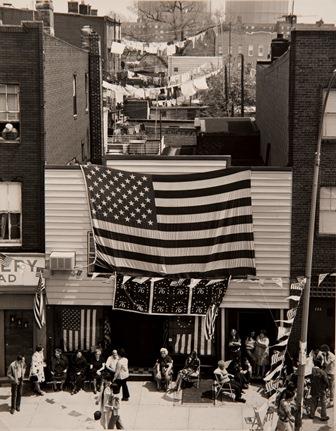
[320,344,336,407]
[7,355,26,414]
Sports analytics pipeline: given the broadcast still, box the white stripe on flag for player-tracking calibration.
[193,316,199,353]
[92,309,97,347]
[74,331,79,351]
[63,330,67,352]
[187,333,192,354]
[200,317,205,355]
[80,309,85,350]
[69,330,73,352]
[86,309,91,350]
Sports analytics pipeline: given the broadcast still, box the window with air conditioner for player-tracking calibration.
[323,90,336,139]
[319,186,336,234]
[0,84,20,142]
[0,182,22,245]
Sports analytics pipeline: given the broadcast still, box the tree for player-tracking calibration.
[124,1,213,45]
[200,66,256,117]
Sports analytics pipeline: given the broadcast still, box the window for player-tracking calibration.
[73,75,77,117]
[87,231,95,274]
[0,84,20,142]
[238,45,243,54]
[258,45,264,57]
[218,45,223,55]
[248,45,254,57]
[319,187,336,234]
[0,182,22,244]
[85,73,89,112]
[323,90,336,138]
[173,67,179,72]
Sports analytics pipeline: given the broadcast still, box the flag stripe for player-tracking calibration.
[156,197,252,215]
[95,235,254,258]
[158,207,252,224]
[34,275,45,329]
[93,223,254,244]
[153,168,245,183]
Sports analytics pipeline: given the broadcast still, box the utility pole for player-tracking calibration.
[295,69,336,430]
[240,53,244,117]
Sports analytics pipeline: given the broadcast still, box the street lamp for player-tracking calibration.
[295,68,336,430]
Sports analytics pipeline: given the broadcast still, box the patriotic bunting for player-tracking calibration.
[113,275,229,316]
[263,277,306,392]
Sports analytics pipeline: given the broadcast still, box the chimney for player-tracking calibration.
[35,0,54,36]
[68,1,79,13]
[271,33,289,61]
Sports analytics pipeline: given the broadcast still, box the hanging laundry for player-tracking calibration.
[111,41,125,55]
[181,81,196,97]
[193,76,208,91]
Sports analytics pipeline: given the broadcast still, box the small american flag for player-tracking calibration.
[204,304,218,341]
[0,253,12,267]
[61,308,97,352]
[81,165,255,278]
[33,274,46,329]
[174,316,214,356]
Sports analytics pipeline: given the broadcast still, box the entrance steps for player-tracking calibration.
[129,367,153,381]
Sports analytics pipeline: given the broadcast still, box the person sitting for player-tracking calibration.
[153,348,173,391]
[214,360,246,403]
[174,350,200,392]
[90,348,105,394]
[105,349,119,380]
[70,351,88,395]
[50,348,68,391]
[228,329,242,360]
[227,358,250,389]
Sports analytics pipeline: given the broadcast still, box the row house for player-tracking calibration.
[256,27,336,351]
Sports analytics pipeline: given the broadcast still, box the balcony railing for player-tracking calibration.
[106,135,163,155]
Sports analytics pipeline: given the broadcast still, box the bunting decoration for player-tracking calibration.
[263,276,306,391]
[113,275,229,316]
[82,165,255,278]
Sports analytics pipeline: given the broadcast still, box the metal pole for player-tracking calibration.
[295,69,336,431]
[240,53,244,117]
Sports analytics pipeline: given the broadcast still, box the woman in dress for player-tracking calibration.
[228,329,242,360]
[113,348,130,401]
[275,390,295,431]
[90,348,105,394]
[29,345,46,395]
[153,347,173,391]
[174,350,200,392]
[254,330,270,378]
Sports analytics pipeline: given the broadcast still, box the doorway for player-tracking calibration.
[308,298,335,352]
[108,310,167,367]
[5,310,34,369]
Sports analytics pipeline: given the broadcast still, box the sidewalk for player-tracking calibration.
[0,381,333,430]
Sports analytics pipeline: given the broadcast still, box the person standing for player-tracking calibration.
[107,384,124,429]
[228,329,242,360]
[7,355,26,414]
[105,350,119,380]
[29,345,45,395]
[320,344,335,407]
[309,358,329,422]
[113,349,130,401]
[254,330,270,378]
[275,390,295,431]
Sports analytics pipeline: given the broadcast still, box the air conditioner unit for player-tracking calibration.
[49,252,75,271]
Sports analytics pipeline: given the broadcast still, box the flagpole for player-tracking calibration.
[295,69,336,430]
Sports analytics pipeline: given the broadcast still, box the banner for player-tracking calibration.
[113,275,229,316]
[263,276,306,391]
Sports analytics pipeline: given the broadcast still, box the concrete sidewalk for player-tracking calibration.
[0,381,333,430]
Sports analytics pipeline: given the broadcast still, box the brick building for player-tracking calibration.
[0,1,121,80]
[225,0,289,25]
[0,15,102,375]
[256,28,336,351]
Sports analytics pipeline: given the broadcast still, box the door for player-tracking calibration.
[5,310,34,369]
[108,310,166,367]
[308,298,335,352]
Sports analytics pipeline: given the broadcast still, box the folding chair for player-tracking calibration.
[187,365,201,389]
[244,400,272,431]
[213,372,235,405]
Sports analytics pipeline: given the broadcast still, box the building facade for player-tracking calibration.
[225,0,289,24]
[256,28,336,351]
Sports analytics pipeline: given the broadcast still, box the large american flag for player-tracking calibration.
[82,165,255,278]
[61,308,97,352]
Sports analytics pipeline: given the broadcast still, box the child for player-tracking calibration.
[106,383,124,430]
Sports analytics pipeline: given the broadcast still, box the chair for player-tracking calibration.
[244,400,274,431]
[213,372,235,405]
[187,365,201,389]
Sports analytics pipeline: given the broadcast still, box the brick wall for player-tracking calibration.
[256,51,289,165]
[43,33,90,164]
[0,6,35,25]
[0,23,44,253]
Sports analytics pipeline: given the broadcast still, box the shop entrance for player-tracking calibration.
[108,311,167,367]
[5,310,34,369]
[225,308,280,358]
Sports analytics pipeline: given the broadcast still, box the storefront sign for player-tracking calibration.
[0,256,45,286]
